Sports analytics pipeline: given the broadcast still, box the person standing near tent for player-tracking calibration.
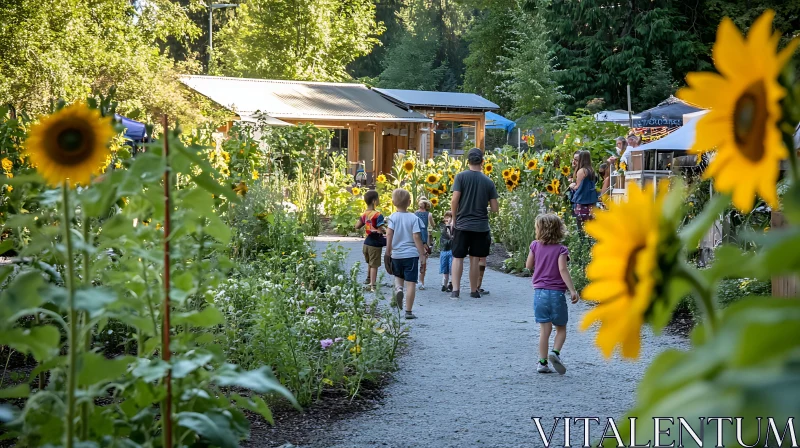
[568,151,599,226]
[449,148,499,299]
[608,136,627,168]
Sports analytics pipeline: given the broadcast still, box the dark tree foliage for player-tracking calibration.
[524,0,708,112]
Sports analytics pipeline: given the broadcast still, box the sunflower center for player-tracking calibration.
[625,244,646,297]
[733,80,768,162]
[57,129,84,152]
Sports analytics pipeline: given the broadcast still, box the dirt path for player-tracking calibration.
[287,237,687,448]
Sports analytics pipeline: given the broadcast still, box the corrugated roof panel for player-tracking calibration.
[180,76,432,122]
[374,88,499,111]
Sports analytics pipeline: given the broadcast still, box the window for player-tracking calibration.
[432,120,477,156]
[329,128,348,155]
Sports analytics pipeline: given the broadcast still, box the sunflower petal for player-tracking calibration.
[713,18,750,78]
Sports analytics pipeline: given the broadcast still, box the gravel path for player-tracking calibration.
[304,237,687,448]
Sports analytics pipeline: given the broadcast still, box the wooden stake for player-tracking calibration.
[161,115,173,448]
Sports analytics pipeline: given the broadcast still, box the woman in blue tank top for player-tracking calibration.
[568,151,599,227]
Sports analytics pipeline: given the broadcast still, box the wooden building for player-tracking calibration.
[181,75,499,182]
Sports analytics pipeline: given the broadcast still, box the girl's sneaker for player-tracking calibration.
[548,352,566,375]
[419,284,426,290]
[537,362,553,373]
[405,311,417,320]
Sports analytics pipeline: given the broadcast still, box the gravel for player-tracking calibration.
[266,237,688,448]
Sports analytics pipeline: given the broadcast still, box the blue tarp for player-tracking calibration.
[114,114,147,142]
[485,112,515,133]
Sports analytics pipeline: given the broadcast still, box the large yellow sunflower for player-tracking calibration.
[509,170,520,183]
[1,158,12,173]
[352,187,362,196]
[561,165,571,177]
[430,196,439,207]
[551,178,560,189]
[425,172,440,184]
[25,102,114,187]
[402,159,415,174]
[677,10,798,212]
[526,159,538,170]
[502,168,511,179]
[545,184,555,194]
[377,174,388,184]
[580,183,665,359]
[542,153,552,163]
[483,162,494,175]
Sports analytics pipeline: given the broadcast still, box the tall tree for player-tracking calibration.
[347,0,406,80]
[462,1,516,112]
[496,5,564,119]
[376,0,472,91]
[526,0,707,112]
[212,0,384,81]
[0,0,210,124]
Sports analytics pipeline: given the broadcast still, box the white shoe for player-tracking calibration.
[418,284,426,290]
[548,352,566,375]
[537,363,553,373]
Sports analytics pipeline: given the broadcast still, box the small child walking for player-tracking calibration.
[386,189,427,319]
[355,190,386,292]
[525,214,579,374]
[414,197,434,290]
[439,211,454,292]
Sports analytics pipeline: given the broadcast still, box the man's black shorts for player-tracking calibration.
[452,229,491,258]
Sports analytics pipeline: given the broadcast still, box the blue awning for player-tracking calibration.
[485,112,515,133]
[114,114,147,142]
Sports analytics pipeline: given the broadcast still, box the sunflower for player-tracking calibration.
[677,10,798,212]
[233,181,248,196]
[425,173,440,184]
[526,159,538,170]
[352,187,362,196]
[509,170,520,183]
[542,153,552,162]
[25,102,114,187]
[580,183,666,359]
[505,178,516,191]
[430,196,439,207]
[402,159,415,174]
[551,179,560,189]
[561,165,571,176]
[484,162,494,175]
[448,174,454,184]
[377,174,387,184]
[545,184,555,194]
[437,186,446,195]
[620,162,627,171]
[1,158,12,173]
[252,169,259,180]
[502,169,511,179]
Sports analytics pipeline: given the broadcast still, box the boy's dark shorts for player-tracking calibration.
[391,257,419,283]
[452,230,491,258]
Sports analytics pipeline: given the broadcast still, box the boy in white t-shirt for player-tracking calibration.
[385,188,427,320]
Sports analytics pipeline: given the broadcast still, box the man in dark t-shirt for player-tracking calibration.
[449,148,499,299]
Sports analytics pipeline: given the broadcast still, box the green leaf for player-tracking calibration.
[214,365,298,407]
[131,358,170,382]
[0,326,60,361]
[173,271,194,292]
[204,212,231,242]
[231,394,274,425]
[173,307,225,328]
[192,171,237,201]
[78,353,132,387]
[0,271,46,318]
[648,275,691,333]
[176,412,238,448]
[171,352,214,379]
[0,239,13,256]
[679,194,730,249]
[0,383,30,399]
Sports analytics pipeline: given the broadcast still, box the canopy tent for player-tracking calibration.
[636,110,708,152]
[114,114,147,142]
[485,111,515,132]
[594,110,641,125]
[634,96,703,128]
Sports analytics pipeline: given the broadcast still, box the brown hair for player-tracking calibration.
[535,214,566,245]
[364,190,379,206]
[577,150,595,181]
[598,162,609,179]
[418,196,432,211]
[392,188,412,209]
[444,210,453,218]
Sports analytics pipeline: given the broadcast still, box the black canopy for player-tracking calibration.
[633,96,702,128]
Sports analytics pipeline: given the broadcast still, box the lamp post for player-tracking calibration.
[208,2,238,71]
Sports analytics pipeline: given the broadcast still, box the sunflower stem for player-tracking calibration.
[80,210,91,440]
[62,182,78,448]
[679,266,717,335]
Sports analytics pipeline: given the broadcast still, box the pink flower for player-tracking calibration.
[320,339,334,349]
[306,306,316,315]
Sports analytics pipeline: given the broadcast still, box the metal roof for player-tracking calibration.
[181,75,432,123]
[374,88,499,111]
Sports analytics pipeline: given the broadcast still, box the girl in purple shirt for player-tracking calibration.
[525,214,579,374]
